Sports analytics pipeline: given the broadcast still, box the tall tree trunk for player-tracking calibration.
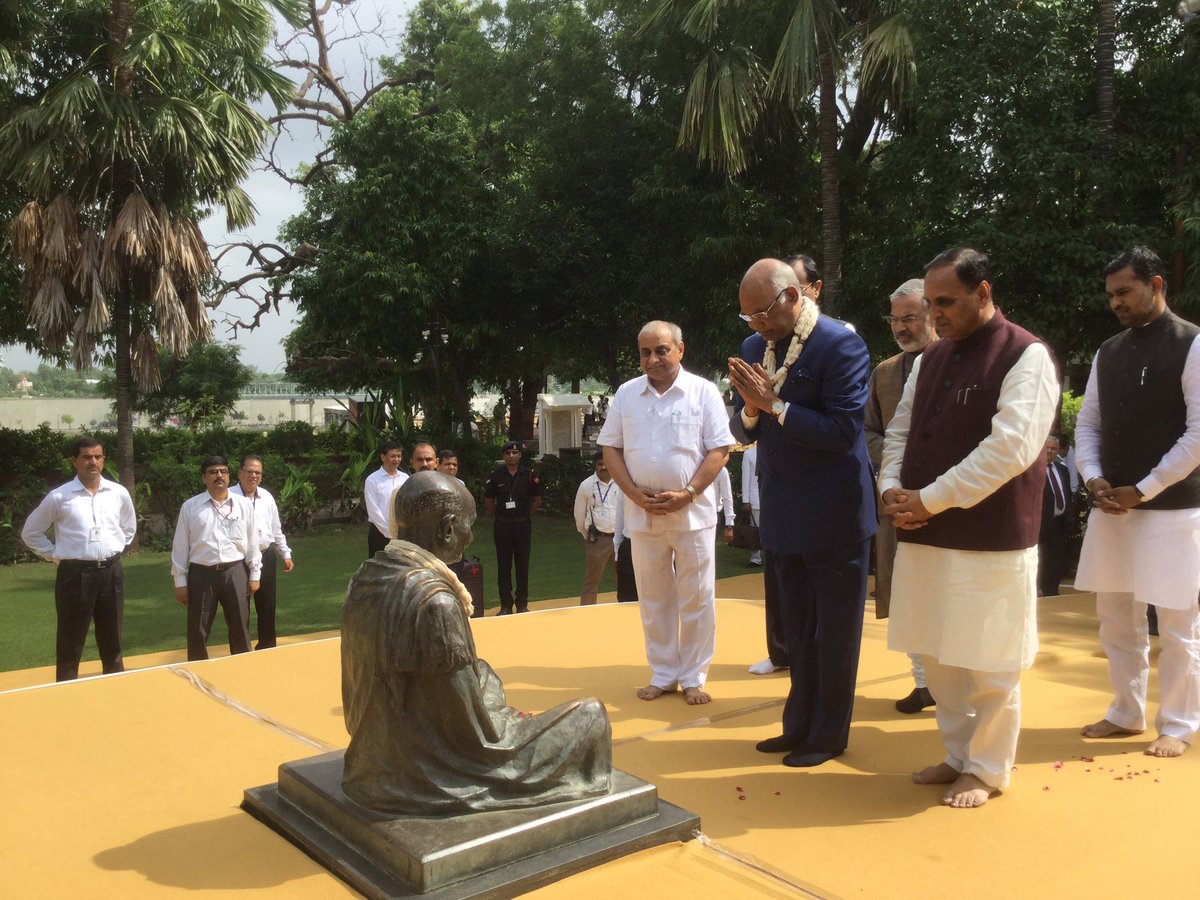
[817,31,842,315]
[1095,0,1115,220]
[109,0,139,548]
[1096,0,1115,134]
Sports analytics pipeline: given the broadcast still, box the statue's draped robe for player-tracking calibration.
[341,552,612,815]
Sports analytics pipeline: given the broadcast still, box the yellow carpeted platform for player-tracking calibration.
[2,577,1197,899]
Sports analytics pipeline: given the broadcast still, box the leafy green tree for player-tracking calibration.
[0,0,303,514]
[846,0,1199,371]
[645,0,916,313]
[102,342,252,428]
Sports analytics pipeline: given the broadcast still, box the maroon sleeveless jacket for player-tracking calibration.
[898,309,1047,551]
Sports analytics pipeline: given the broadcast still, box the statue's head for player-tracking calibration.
[392,471,476,564]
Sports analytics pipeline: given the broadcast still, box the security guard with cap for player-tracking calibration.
[484,440,542,614]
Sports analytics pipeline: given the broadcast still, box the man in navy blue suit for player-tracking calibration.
[728,257,877,767]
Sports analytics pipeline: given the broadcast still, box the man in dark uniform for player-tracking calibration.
[484,440,542,614]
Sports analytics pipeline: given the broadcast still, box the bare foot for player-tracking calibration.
[683,686,711,705]
[1145,735,1189,757]
[942,773,997,808]
[912,762,959,785]
[1080,718,1145,739]
[636,684,676,701]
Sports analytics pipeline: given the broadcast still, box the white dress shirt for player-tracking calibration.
[574,473,621,537]
[230,483,292,558]
[364,468,408,536]
[714,467,735,526]
[171,491,262,587]
[741,443,760,510]
[598,368,735,533]
[21,476,136,562]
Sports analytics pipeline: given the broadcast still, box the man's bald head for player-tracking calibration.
[738,259,805,342]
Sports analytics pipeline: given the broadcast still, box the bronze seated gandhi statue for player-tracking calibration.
[340,470,612,815]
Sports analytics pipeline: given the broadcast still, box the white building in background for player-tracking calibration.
[537,393,595,457]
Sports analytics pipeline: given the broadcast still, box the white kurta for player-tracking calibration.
[880,342,1059,672]
[1074,336,1200,609]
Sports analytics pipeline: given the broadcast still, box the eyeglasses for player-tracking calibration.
[738,284,814,323]
[241,470,262,478]
[739,286,786,323]
[205,468,230,476]
[882,314,924,326]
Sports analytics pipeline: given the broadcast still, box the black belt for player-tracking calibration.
[496,516,530,523]
[61,555,121,569]
[191,561,241,572]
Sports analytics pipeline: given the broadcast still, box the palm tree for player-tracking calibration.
[646,0,915,313]
[0,0,303,521]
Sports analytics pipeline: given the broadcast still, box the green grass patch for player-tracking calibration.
[0,515,757,672]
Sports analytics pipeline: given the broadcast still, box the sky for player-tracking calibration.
[1,0,411,377]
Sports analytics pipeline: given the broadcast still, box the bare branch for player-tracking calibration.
[214,0,414,337]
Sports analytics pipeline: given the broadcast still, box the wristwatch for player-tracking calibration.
[770,398,786,418]
[684,485,698,503]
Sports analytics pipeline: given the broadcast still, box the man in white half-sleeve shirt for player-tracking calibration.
[365,441,408,558]
[1076,246,1200,759]
[172,455,261,661]
[599,320,735,705]
[573,450,621,606]
[22,436,136,681]
[231,454,293,649]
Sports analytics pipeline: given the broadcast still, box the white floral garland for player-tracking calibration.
[763,297,820,391]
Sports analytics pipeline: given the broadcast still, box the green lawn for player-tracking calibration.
[0,515,757,673]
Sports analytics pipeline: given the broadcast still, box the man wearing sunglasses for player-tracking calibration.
[728,258,876,768]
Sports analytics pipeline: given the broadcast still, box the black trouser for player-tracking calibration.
[187,562,251,661]
[493,517,532,612]
[763,553,789,667]
[1037,517,1069,597]
[250,546,278,649]
[55,558,125,682]
[772,539,870,753]
[615,537,639,602]
[367,523,389,558]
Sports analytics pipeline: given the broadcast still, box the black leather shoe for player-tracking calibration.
[895,686,935,714]
[756,734,802,753]
[783,747,842,768]
[498,607,514,616]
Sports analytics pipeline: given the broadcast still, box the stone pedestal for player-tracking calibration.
[243,751,698,899]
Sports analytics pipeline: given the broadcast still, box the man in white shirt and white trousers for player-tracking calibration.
[882,249,1058,808]
[1075,246,1200,758]
[599,320,735,705]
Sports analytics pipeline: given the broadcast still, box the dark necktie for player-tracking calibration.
[1048,466,1065,516]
